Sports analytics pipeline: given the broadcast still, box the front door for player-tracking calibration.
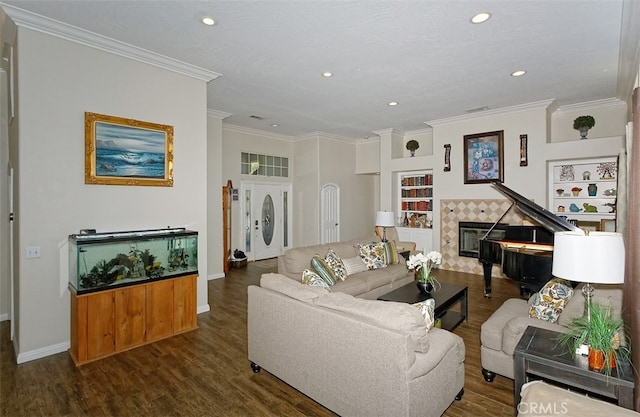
[245,182,291,260]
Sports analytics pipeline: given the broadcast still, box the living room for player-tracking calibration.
[1,1,639,415]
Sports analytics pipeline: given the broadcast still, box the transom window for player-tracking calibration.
[241,152,289,177]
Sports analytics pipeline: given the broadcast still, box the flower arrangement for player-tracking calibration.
[407,251,442,290]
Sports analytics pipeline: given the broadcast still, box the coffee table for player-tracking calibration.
[377,281,468,331]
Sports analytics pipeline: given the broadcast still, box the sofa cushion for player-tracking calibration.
[310,255,337,286]
[301,269,331,291]
[261,273,329,301]
[382,240,400,265]
[325,249,347,281]
[413,298,436,330]
[314,292,430,353]
[357,242,387,269]
[480,298,529,351]
[342,256,368,276]
[528,278,574,323]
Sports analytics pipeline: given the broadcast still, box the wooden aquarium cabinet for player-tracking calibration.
[69,274,198,366]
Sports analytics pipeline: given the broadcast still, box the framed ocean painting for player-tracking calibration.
[84,112,173,186]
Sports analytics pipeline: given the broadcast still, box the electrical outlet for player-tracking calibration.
[25,246,41,258]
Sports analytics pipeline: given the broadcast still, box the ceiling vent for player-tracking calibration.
[465,106,490,113]
[250,115,266,120]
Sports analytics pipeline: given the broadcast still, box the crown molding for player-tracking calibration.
[207,109,232,120]
[426,99,556,126]
[223,123,294,142]
[553,97,626,114]
[293,131,356,144]
[1,4,220,82]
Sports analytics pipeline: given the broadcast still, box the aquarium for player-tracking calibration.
[69,228,198,294]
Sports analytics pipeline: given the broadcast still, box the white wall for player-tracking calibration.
[207,113,224,280]
[13,28,209,362]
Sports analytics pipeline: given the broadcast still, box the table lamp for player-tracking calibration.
[552,231,625,322]
[375,211,395,242]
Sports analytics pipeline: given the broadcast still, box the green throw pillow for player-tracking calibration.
[310,255,337,286]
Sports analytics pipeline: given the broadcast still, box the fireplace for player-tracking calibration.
[458,221,507,258]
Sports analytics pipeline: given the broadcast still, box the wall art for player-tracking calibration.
[519,134,528,166]
[463,130,504,184]
[85,112,174,186]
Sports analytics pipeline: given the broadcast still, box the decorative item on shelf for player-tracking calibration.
[556,188,564,196]
[571,187,582,196]
[557,205,565,213]
[587,183,598,196]
[375,211,395,242]
[406,139,420,157]
[553,231,627,375]
[597,162,617,180]
[604,202,617,213]
[560,165,575,181]
[583,171,591,180]
[603,189,616,196]
[406,251,442,293]
[583,203,598,213]
[569,203,582,212]
[573,115,595,139]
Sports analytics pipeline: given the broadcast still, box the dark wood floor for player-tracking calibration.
[1,259,522,416]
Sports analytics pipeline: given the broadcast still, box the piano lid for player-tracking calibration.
[491,182,583,234]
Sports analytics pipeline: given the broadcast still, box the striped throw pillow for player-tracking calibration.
[310,255,337,286]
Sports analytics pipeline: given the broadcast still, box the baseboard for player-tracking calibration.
[0,313,9,322]
[197,304,210,314]
[208,273,224,280]
[16,340,70,364]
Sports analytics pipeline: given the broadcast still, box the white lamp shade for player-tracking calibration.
[552,231,625,284]
[375,211,395,227]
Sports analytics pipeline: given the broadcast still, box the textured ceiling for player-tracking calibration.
[1,0,636,140]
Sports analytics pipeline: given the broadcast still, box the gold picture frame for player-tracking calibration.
[577,220,600,233]
[85,112,174,186]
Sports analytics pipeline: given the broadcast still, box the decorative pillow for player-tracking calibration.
[382,240,399,265]
[356,242,387,270]
[325,249,347,281]
[413,298,436,330]
[342,256,368,276]
[301,269,331,291]
[529,278,574,322]
[310,255,337,286]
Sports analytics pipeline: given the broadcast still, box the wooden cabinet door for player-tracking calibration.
[86,291,115,360]
[145,279,174,342]
[173,275,196,333]
[114,285,146,351]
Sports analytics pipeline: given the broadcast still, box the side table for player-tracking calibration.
[514,326,634,409]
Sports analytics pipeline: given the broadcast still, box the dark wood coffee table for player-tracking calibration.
[377,281,468,331]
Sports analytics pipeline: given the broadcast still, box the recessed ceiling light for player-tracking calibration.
[322,72,333,77]
[271,123,279,127]
[388,101,399,106]
[471,12,491,24]
[511,70,527,77]
[202,16,215,26]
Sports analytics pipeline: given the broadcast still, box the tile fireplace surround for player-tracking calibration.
[440,199,525,276]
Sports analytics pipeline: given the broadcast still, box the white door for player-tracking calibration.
[252,183,284,260]
[321,183,340,243]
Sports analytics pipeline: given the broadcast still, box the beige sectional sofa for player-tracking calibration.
[277,236,413,299]
[248,273,466,417]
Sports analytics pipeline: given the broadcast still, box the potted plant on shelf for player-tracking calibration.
[406,139,420,157]
[406,251,442,293]
[573,115,596,139]
[559,301,630,375]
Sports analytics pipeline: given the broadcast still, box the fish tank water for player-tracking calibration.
[69,228,198,294]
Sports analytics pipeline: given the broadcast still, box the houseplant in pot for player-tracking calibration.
[559,301,630,374]
[573,115,596,139]
[406,251,442,293]
[406,139,420,157]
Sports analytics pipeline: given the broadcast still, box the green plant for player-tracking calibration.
[573,115,596,130]
[559,301,630,375]
[405,139,420,152]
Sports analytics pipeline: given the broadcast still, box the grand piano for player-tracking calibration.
[478,182,582,297]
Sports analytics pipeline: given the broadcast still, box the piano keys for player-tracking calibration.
[478,182,582,297]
